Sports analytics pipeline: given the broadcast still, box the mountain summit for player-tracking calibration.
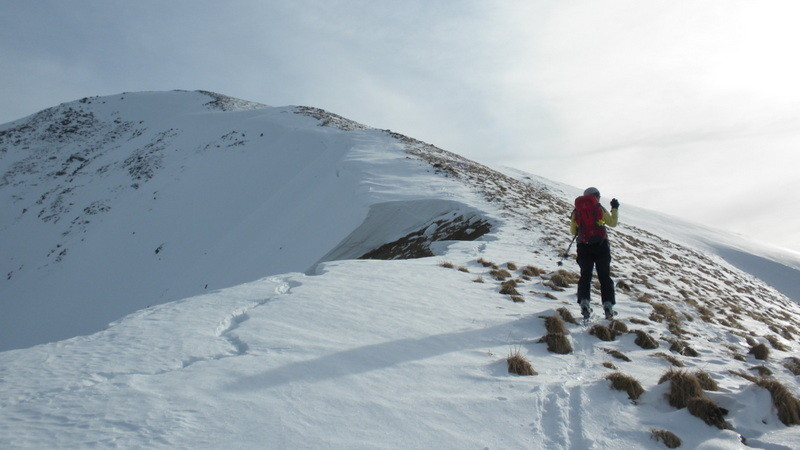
[1,91,799,447]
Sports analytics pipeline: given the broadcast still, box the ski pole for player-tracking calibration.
[557,235,577,266]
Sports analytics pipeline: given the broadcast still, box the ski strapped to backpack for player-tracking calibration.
[573,194,607,244]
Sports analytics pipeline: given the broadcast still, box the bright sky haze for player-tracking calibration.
[2,0,799,252]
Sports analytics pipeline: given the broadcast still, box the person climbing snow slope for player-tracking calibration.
[570,187,620,320]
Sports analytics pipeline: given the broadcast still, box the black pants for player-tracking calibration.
[576,240,615,305]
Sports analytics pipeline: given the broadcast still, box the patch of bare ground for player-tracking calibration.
[605,372,644,401]
[650,429,681,448]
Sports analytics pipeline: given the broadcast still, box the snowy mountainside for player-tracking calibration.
[2,91,800,448]
[0,90,490,351]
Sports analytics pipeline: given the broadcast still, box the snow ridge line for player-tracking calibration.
[213,276,297,358]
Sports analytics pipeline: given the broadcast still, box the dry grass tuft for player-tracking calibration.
[439,261,455,269]
[629,318,650,325]
[556,307,579,325]
[499,280,521,296]
[473,277,484,283]
[548,270,580,287]
[490,268,512,281]
[538,333,573,354]
[590,324,616,341]
[652,352,685,367]
[667,339,699,357]
[544,315,569,335]
[749,343,770,360]
[602,362,618,370]
[687,397,731,430]
[765,335,790,352]
[632,329,659,349]
[605,372,644,400]
[511,295,525,303]
[477,258,498,269]
[507,348,537,376]
[754,377,800,426]
[650,429,681,448]
[458,266,470,273]
[659,369,704,409]
[729,370,758,383]
[750,365,773,377]
[604,348,632,362]
[506,262,518,271]
[521,265,544,277]
[616,280,632,292]
[784,357,800,376]
[608,319,628,334]
[694,371,719,391]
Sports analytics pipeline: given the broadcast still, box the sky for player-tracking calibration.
[2,0,799,253]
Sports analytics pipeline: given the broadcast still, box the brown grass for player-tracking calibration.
[605,372,644,400]
[652,352,685,367]
[556,307,579,325]
[458,266,470,273]
[477,258,497,268]
[632,330,659,349]
[754,377,800,426]
[521,265,544,277]
[659,369,704,409]
[650,429,681,448]
[784,357,800,376]
[538,333,573,354]
[548,270,580,287]
[608,319,628,334]
[439,261,455,269]
[749,343,770,360]
[507,348,537,376]
[694,371,719,391]
[765,335,790,352]
[602,362,618,370]
[590,324,615,341]
[506,262,518,271]
[511,295,525,303]
[473,277,484,283]
[490,268,512,281]
[629,318,650,325]
[544,315,569,335]
[499,281,521,296]
[750,365,773,377]
[604,348,632,362]
[687,397,731,429]
[729,370,757,383]
[667,339,699,357]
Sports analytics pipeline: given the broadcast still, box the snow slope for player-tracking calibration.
[1,91,799,448]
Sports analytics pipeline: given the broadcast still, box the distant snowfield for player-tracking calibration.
[1,91,799,448]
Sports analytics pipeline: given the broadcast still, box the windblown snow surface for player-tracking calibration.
[1,91,799,448]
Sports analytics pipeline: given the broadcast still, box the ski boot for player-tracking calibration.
[579,299,592,322]
[603,303,617,320]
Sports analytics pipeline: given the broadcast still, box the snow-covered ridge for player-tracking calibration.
[1,91,799,448]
